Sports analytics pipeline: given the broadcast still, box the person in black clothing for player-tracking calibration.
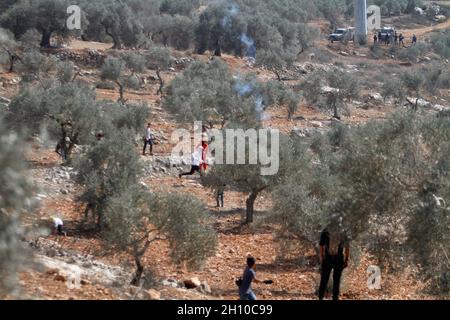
[216,184,225,208]
[373,34,378,44]
[318,228,350,300]
[399,34,405,46]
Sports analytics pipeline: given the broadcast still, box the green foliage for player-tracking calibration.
[79,128,216,284]
[6,82,98,153]
[101,56,145,102]
[143,14,196,50]
[430,28,450,59]
[149,192,217,268]
[303,68,359,119]
[105,188,217,285]
[0,117,35,297]
[76,129,142,228]
[160,0,200,15]
[271,111,450,293]
[398,42,428,62]
[381,77,405,105]
[202,132,292,223]
[195,0,316,60]
[401,70,424,107]
[0,28,20,72]
[83,0,144,49]
[17,50,59,81]
[1,0,72,47]
[164,59,260,128]
[5,80,148,162]
[146,46,173,94]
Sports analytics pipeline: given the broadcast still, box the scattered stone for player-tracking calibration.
[54,274,67,282]
[46,268,59,276]
[0,96,11,105]
[310,121,324,128]
[435,15,446,22]
[200,282,212,294]
[184,277,201,289]
[146,289,161,300]
[80,279,91,286]
[162,279,178,288]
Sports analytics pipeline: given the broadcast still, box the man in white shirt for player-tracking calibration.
[179,147,204,178]
[143,123,154,156]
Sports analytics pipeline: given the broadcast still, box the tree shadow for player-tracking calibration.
[26,160,60,170]
[255,255,320,273]
[209,208,272,235]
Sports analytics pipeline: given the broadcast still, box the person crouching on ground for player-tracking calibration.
[51,216,67,236]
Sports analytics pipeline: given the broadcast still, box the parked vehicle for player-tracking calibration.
[376,27,396,43]
[328,28,355,43]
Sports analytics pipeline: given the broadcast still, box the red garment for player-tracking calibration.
[196,142,209,171]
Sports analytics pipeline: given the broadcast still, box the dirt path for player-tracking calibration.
[402,19,450,37]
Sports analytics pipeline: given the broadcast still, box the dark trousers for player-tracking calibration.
[216,193,224,207]
[143,139,153,155]
[319,255,344,300]
[56,225,66,236]
[180,165,200,177]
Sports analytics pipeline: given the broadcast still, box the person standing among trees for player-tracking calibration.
[412,34,417,46]
[399,34,405,46]
[143,123,153,156]
[318,227,350,300]
[55,137,71,161]
[216,184,226,208]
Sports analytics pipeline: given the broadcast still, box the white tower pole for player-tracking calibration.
[354,0,368,44]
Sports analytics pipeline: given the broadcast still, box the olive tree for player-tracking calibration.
[105,190,217,285]
[83,0,144,49]
[271,111,450,293]
[16,50,59,82]
[401,70,424,110]
[101,55,144,103]
[164,59,260,128]
[146,47,173,95]
[202,131,291,224]
[1,0,72,48]
[75,129,142,229]
[303,68,359,119]
[6,81,99,161]
[0,28,21,72]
